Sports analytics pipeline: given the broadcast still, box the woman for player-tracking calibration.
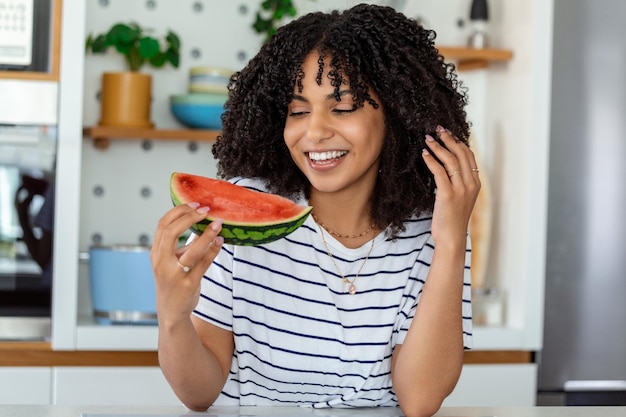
[151,4,480,416]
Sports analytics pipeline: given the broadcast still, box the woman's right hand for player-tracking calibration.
[150,202,224,327]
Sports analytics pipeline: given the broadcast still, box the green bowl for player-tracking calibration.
[170,93,228,106]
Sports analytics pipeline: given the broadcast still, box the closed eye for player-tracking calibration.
[333,106,357,114]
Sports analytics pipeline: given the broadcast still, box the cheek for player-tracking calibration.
[283,122,298,149]
[353,123,385,154]
[283,124,303,163]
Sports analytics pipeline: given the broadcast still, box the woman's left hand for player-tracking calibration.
[421,125,481,247]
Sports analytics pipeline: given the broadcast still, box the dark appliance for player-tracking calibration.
[539,0,626,406]
[0,125,56,340]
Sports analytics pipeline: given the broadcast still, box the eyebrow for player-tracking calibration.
[291,90,352,102]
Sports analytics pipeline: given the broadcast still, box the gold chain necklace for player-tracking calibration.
[317,224,375,295]
[311,212,376,239]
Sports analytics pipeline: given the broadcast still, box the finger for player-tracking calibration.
[436,127,472,172]
[177,219,224,271]
[424,132,459,175]
[431,127,480,181]
[151,203,209,263]
[178,219,223,265]
[422,146,451,188]
[424,134,459,180]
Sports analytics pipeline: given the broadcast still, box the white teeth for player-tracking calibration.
[308,150,347,161]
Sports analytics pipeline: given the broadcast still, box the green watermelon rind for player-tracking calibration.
[170,173,312,246]
[190,209,311,246]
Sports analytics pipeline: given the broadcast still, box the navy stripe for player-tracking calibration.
[193,309,231,329]
[234,316,393,347]
[235,349,392,378]
[232,296,396,329]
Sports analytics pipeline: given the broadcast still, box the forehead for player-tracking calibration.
[291,50,379,107]
[296,52,348,88]
[303,52,330,73]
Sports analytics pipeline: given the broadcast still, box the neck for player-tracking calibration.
[309,191,377,248]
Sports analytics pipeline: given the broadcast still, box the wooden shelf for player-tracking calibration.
[0,341,529,366]
[0,0,63,82]
[437,46,513,71]
[82,45,512,148]
[83,126,221,149]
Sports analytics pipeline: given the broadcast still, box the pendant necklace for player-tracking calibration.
[317,223,375,295]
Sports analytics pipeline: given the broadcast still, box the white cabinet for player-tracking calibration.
[52,367,180,406]
[0,368,51,405]
[446,364,538,407]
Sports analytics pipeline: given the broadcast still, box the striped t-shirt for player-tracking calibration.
[192,177,473,408]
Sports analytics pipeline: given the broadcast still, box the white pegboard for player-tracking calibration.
[79,0,478,249]
[79,139,217,250]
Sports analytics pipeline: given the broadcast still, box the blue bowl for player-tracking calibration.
[170,93,227,129]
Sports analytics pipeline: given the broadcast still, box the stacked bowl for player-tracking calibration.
[170,67,233,130]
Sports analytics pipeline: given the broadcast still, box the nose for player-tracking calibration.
[306,111,333,143]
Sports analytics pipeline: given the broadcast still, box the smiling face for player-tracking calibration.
[283,52,386,198]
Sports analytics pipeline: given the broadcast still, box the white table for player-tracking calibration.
[0,405,625,417]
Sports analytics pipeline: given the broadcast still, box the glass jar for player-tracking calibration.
[472,287,504,326]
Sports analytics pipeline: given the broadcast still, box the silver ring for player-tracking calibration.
[447,170,460,177]
[177,260,191,273]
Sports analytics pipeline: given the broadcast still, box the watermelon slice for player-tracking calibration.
[170,172,312,246]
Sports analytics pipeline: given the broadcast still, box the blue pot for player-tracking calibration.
[88,245,157,325]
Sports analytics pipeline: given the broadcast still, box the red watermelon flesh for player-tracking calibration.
[170,172,312,245]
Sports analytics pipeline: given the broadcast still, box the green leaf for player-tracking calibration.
[114,42,133,55]
[166,31,181,51]
[273,8,284,19]
[166,47,180,68]
[150,52,167,68]
[90,34,109,53]
[85,34,94,51]
[138,37,160,59]
[108,23,138,45]
[252,14,273,33]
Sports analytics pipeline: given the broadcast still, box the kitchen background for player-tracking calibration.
[0,0,557,407]
[76,0,516,327]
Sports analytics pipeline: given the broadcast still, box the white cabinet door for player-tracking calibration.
[0,367,51,405]
[52,367,181,406]
[444,364,537,406]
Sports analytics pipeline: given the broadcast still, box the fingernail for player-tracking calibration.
[422,148,430,155]
[210,219,223,231]
[214,236,224,246]
[196,206,210,214]
[436,125,445,133]
[425,134,435,142]
[187,202,200,208]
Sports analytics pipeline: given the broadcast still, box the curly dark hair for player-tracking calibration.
[212,3,470,238]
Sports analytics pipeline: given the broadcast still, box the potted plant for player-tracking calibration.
[86,22,181,128]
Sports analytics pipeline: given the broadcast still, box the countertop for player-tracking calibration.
[0,405,625,417]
